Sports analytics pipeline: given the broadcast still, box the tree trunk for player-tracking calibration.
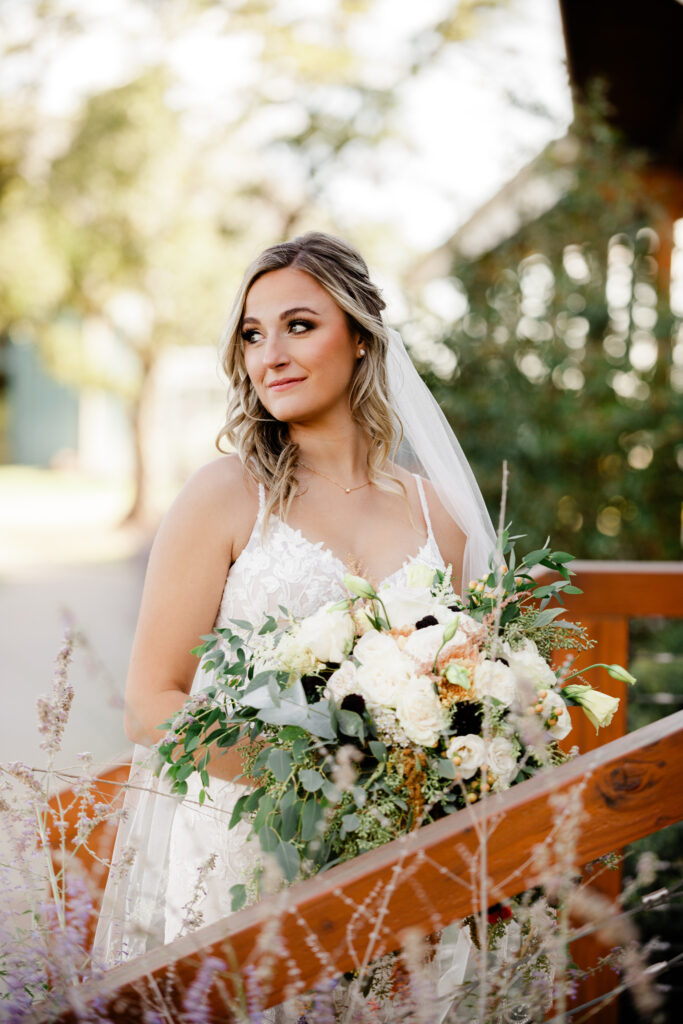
[123,352,157,526]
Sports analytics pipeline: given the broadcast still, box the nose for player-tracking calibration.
[261,330,290,369]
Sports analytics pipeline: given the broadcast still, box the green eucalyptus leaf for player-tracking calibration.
[229,792,250,829]
[351,785,367,808]
[437,758,456,779]
[267,748,293,783]
[336,709,365,740]
[321,779,342,803]
[274,840,300,882]
[341,812,360,836]
[300,769,325,792]
[280,790,301,841]
[523,549,549,567]
[258,824,280,853]
[292,737,310,762]
[533,607,565,627]
[301,798,325,841]
[230,884,247,912]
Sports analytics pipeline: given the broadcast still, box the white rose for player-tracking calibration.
[354,631,414,708]
[446,733,486,779]
[502,639,557,691]
[395,676,449,747]
[473,659,517,707]
[296,602,354,664]
[487,736,518,789]
[540,691,572,740]
[326,660,362,704]
[379,584,442,629]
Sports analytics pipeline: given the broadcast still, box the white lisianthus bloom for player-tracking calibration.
[502,639,557,691]
[563,684,620,732]
[395,676,449,747]
[326,660,362,704]
[378,584,442,629]
[540,691,572,740]
[405,562,436,589]
[274,631,319,676]
[296,601,354,664]
[487,736,518,789]
[343,574,377,599]
[446,733,486,779]
[354,631,414,708]
[352,605,374,636]
[473,659,517,707]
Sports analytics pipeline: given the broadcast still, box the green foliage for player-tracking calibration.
[422,97,683,561]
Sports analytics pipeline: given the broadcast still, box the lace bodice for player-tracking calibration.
[209,474,445,638]
[165,476,445,948]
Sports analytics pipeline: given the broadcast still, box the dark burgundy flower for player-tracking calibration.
[415,615,439,630]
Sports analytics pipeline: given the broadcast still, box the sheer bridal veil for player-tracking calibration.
[93,326,497,966]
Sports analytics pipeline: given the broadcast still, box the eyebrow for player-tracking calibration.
[242,306,319,326]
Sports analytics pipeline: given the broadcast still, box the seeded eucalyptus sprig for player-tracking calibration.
[458,529,584,632]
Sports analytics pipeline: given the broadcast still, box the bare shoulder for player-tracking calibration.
[154,454,258,565]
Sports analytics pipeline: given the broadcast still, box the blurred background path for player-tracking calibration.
[0,469,149,772]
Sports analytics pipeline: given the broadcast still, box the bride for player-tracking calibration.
[94,232,496,1002]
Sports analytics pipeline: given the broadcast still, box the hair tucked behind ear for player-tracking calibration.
[216,231,406,526]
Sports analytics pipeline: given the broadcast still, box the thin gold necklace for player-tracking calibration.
[300,462,371,494]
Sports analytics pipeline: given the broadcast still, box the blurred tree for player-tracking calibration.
[420,96,683,560]
[0,0,509,521]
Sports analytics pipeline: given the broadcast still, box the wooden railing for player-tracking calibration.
[52,562,682,1022]
[61,711,683,1023]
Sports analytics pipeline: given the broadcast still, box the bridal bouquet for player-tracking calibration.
[156,532,633,911]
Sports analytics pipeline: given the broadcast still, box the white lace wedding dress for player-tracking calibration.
[95,475,481,1019]
[165,475,445,942]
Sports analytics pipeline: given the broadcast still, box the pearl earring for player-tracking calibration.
[359,348,366,356]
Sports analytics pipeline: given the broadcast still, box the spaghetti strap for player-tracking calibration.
[257,482,266,516]
[413,474,435,540]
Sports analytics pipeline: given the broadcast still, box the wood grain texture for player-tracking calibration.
[60,710,683,1023]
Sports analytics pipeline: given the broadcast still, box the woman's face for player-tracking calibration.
[241,266,363,425]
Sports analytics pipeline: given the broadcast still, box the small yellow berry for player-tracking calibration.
[467,792,478,804]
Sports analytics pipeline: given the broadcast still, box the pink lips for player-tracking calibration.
[268,377,305,391]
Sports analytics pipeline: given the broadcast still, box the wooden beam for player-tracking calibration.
[538,561,683,619]
[64,710,683,1022]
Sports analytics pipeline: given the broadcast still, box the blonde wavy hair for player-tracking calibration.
[216,231,405,525]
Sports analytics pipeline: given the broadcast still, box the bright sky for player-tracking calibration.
[2,0,573,252]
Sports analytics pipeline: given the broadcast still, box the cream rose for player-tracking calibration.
[502,639,557,691]
[473,659,517,707]
[446,733,486,779]
[395,676,448,747]
[296,601,354,664]
[354,631,414,708]
[487,736,518,789]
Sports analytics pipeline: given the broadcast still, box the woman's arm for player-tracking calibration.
[421,478,468,597]
[123,456,257,782]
